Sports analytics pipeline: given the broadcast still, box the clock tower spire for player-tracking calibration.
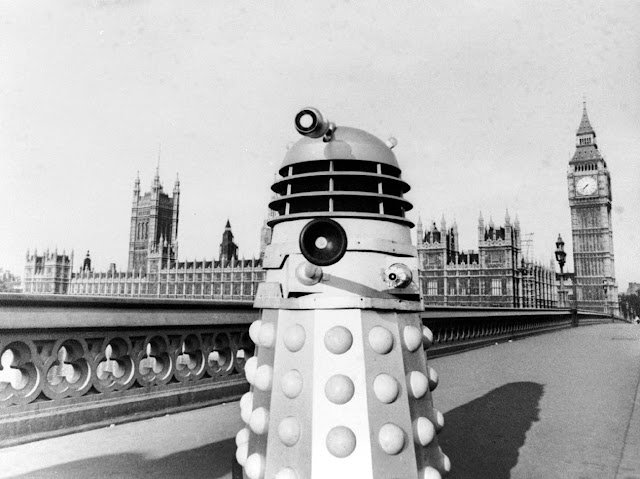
[567,102,618,314]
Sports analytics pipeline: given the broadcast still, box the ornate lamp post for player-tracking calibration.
[554,234,567,308]
[602,278,609,317]
[518,258,528,308]
[555,234,579,326]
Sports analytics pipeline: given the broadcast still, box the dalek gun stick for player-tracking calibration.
[235,108,450,479]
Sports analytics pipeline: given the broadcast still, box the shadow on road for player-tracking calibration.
[10,437,236,479]
[12,382,542,479]
[438,381,544,479]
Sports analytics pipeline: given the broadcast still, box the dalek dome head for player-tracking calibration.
[269,108,413,228]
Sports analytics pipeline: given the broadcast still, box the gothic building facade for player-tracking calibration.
[417,214,556,308]
[23,249,73,294]
[567,104,619,313]
[53,172,266,300]
[128,170,180,273]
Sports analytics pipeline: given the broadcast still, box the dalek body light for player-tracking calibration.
[235,108,450,479]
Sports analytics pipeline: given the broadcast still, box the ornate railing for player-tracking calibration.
[0,325,255,407]
[422,306,612,357]
[0,295,611,447]
[0,294,258,447]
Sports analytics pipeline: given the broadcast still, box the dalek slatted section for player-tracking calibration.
[235,108,449,479]
[268,108,413,227]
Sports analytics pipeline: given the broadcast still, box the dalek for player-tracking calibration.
[235,108,450,479]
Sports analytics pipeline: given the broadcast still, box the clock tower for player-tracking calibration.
[567,103,618,314]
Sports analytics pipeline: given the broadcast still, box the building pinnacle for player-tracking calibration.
[577,101,595,136]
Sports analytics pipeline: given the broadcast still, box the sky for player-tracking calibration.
[1,0,639,290]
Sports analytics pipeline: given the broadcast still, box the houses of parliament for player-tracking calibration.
[22,104,619,312]
[24,169,268,300]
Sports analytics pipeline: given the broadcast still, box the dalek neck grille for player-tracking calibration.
[268,109,413,228]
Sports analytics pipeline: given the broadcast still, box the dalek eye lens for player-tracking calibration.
[295,110,318,133]
[315,237,328,249]
[298,113,314,129]
[299,218,347,266]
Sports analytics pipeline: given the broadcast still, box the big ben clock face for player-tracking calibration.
[576,176,597,196]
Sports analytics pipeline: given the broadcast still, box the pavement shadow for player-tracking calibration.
[438,381,544,479]
[10,437,236,479]
[11,383,542,479]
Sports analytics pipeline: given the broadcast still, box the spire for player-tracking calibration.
[416,215,423,247]
[478,211,484,226]
[577,101,595,136]
[153,169,160,189]
[505,209,511,226]
[83,251,91,272]
[153,147,161,190]
[572,101,601,162]
[220,220,238,263]
[133,171,140,202]
[173,173,180,194]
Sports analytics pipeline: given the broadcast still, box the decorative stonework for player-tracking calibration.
[417,214,556,308]
[0,326,253,408]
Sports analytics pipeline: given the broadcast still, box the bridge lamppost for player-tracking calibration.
[602,278,609,317]
[555,234,578,326]
[554,234,567,308]
[518,258,529,308]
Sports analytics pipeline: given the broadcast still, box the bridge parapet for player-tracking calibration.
[422,307,580,356]
[0,295,611,447]
[0,294,258,447]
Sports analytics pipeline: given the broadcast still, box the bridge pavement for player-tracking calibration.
[0,323,638,479]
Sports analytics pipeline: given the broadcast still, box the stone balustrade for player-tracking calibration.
[0,294,258,446]
[0,325,254,408]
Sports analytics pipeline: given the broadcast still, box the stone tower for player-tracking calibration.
[127,170,180,273]
[567,103,618,313]
[478,212,521,272]
[23,248,73,294]
[477,212,522,306]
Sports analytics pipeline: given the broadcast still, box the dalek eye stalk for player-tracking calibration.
[235,108,450,479]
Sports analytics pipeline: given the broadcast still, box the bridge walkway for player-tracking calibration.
[1,323,639,479]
